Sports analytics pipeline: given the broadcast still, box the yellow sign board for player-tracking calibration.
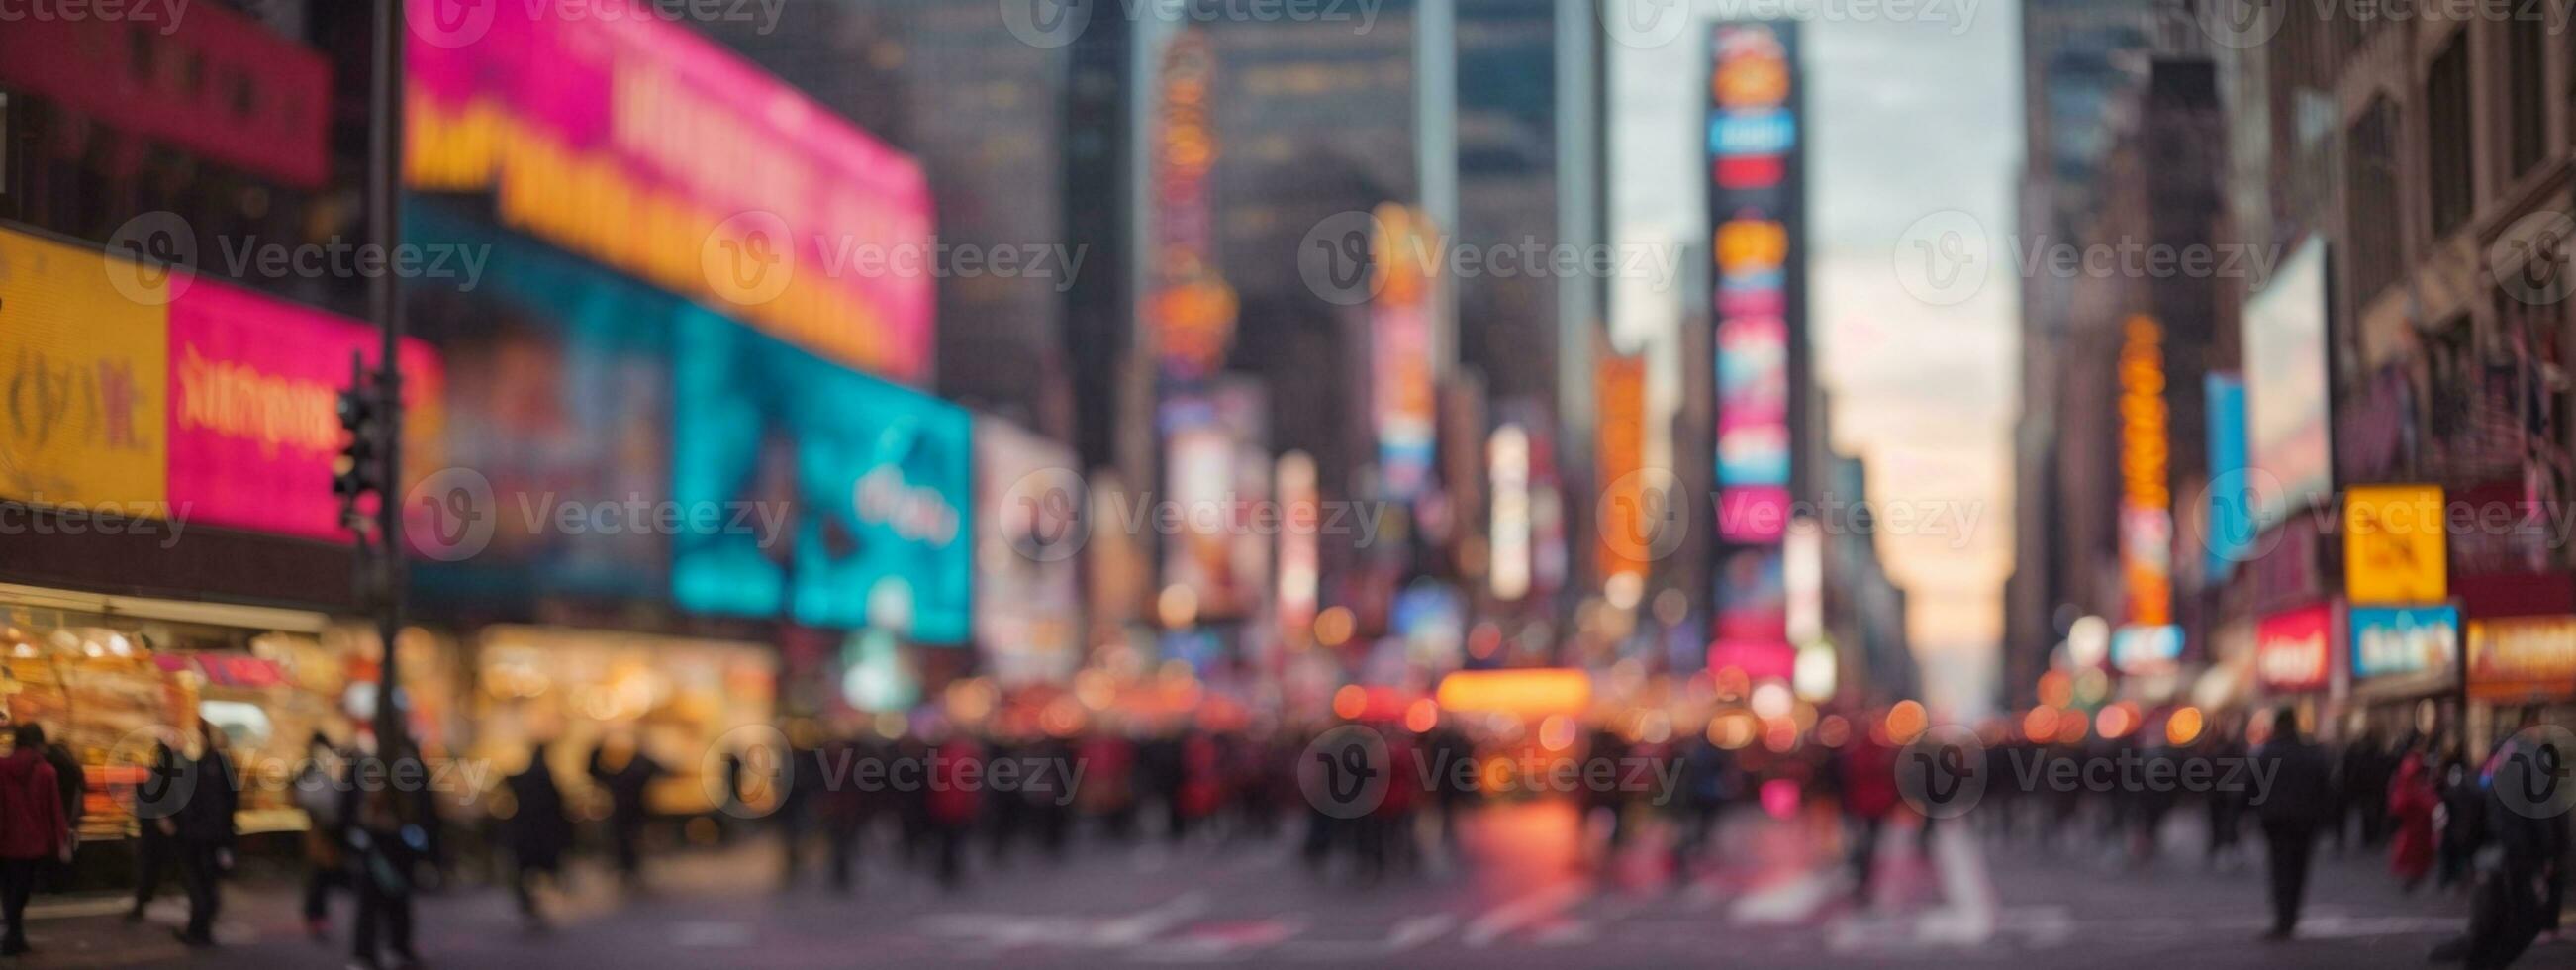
[2344,484,2446,605]
[0,229,170,509]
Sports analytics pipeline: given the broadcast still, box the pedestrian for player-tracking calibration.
[2437,752,2485,892]
[0,724,71,955]
[294,732,351,940]
[2387,743,2438,891]
[126,739,184,922]
[346,748,422,970]
[31,725,83,852]
[2251,707,2333,940]
[1838,718,1901,904]
[504,742,574,929]
[925,727,984,889]
[2204,718,2247,871]
[2431,732,2565,967]
[1583,725,1635,864]
[172,722,239,948]
[587,732,663,888]
[1670,728,1733,876]
[817,733,870,894]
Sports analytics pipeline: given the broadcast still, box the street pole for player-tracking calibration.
[368,0,409,755]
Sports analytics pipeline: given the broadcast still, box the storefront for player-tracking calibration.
[2464,615,2576,752]
[2346,604,2463,740]
[0,585,464,840]
[466,626,777,822]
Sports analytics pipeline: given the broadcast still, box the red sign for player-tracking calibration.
[2256,603,2335,694]
[0,4,329,185]
[167,277,446,540]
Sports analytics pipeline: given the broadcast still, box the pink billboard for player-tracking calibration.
[407,0,934,384]
[167,278,446,540]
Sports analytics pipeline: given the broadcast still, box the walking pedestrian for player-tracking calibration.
[504,743,574,929]
[0,725,71,955]
[587,732,663,888]
[346,748,422,970]
[127,739,184,922]
[294,733,351,940]
[2252,708,2333,940]
[2388,743,2438,891]
[925,727,984,889]
[172,723,239,949]
[1838,719,1901,904]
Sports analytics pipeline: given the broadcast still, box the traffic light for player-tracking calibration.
[334,353,385,530]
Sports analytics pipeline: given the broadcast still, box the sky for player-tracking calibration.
[1606,1,2021,717]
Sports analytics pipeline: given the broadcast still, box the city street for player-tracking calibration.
[16,802,2535,969]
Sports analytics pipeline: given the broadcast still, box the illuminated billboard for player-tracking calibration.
[672,313,971,642]
[2244,239,2332,527]
[407,0,935,383]
[1705,20,1804,665]
[2118,316,2171,627]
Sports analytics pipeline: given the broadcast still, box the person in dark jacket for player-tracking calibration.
[127,739,185,922]
[0,725,71,955]
[345,746,422,970]
[25,726,84,847]
[504,743,574,928]
[587,734,663,888]
[293,733,353,940]
[170,723,239,948]
[2252,708,2334,940]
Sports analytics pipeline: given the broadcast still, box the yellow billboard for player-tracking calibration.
[0,228,170,508]
[2344,484,2446,605]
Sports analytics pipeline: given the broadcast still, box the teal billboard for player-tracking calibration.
[672,313,972,643]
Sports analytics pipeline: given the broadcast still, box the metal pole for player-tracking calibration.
[369,0,408,754]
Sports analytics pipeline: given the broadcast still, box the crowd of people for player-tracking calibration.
[0,703,2559,968]
[1962,706,2569,967]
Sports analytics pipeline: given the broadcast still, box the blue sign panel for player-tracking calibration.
[2349,604,2460,682]
[673,312,972,643]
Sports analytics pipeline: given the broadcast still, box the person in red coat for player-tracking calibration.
[0,724,71,955]
[1838,720,1902,904]
[2386,746,2438,891]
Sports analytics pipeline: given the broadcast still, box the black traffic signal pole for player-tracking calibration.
[366,0,408,755]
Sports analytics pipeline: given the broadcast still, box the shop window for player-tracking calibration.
[2346,99,2401,302]
[2426,34,2474,239]
[2507,14,2547,180]
[2427,316,2477,440]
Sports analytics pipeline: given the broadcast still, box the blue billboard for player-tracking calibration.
[672,312,972,643]
[2205,374,2253,584]
[2349,604,2460,683]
